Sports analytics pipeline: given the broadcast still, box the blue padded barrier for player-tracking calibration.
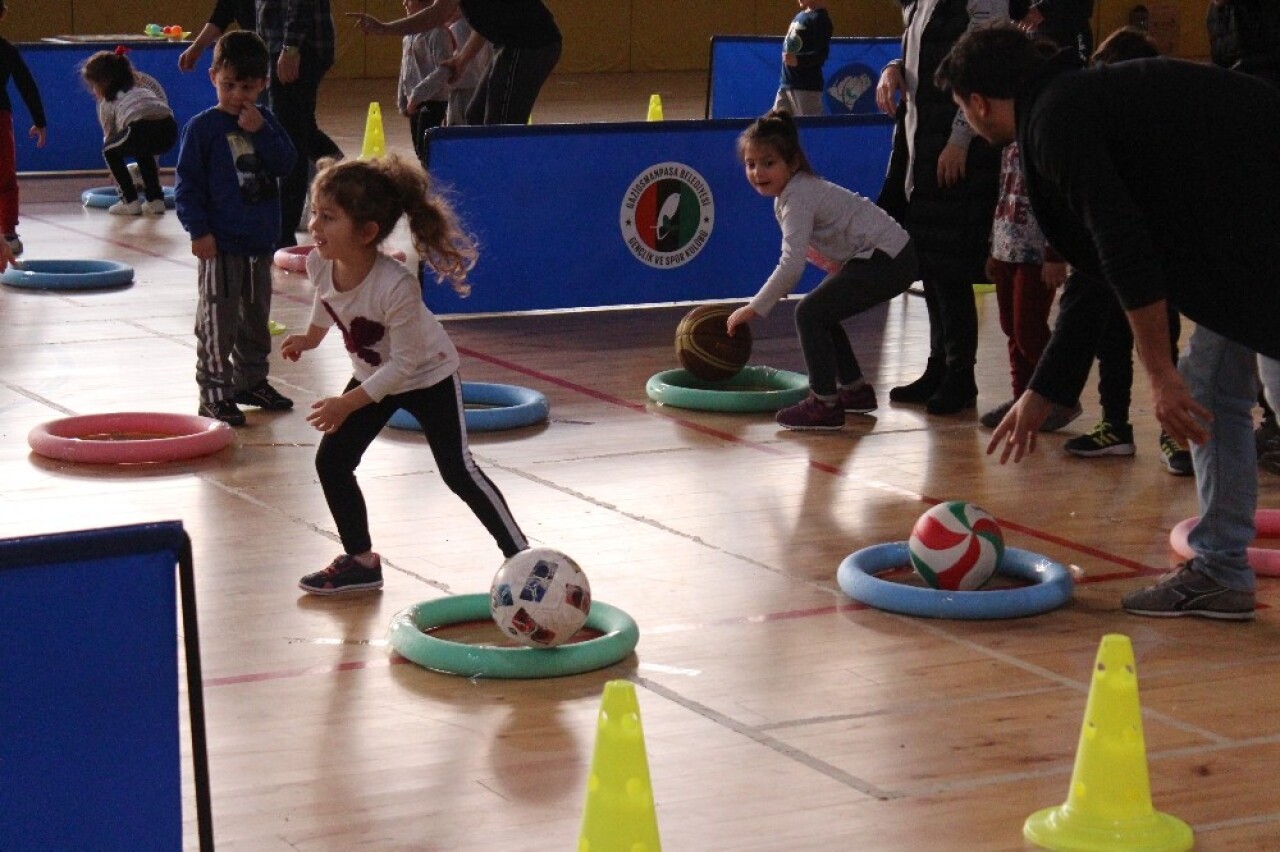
[420,114,893,315]
[0,522,213,850]
[13,40,210,173]
[706,36,901,119]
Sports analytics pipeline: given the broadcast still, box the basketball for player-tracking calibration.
[489,547,592,648]
[675,304,752,381]
[908,501,1004,591]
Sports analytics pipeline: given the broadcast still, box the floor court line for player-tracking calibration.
[456,344,1172,581]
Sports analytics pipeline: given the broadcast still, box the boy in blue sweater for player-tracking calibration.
[775,1,832,116]
[176,30,297,426]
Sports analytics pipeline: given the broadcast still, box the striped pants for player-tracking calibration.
[194,253,274,403]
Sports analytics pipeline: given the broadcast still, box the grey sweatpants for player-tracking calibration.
[194,252,274,403]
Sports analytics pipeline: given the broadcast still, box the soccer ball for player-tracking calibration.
[489,547,592,648]
[908,501,1004,591]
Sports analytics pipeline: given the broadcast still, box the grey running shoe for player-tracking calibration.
[1039,402,1083,433]
[1121,564,1255,621]
[979,398,1015,429]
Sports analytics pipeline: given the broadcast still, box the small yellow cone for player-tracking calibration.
[360,102,386,159]
[579,680,661,852]
[647,93,664,122]
[1023,634,1193,851]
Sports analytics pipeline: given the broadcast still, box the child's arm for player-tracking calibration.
[406,31,453,111]
[281,324,329,361]
[174,119,215,253]
[349,0,461,37]
[729,195,816,334]
[4,42,46,147]
[307,385,374,434]
[248,108,299,179]
[442,31,488,84]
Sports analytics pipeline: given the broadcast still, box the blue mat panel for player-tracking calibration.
[13,40,210,173]
[707,35,901,119]
[421,114,893,315]
[0,523,187,850]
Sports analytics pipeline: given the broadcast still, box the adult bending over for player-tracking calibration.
[937,25,1280,620]
[348,0,560,126]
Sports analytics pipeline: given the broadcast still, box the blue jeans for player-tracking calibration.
[1182,326,1280,591]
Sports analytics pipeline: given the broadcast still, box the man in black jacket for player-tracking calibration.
[936,25,1280,620]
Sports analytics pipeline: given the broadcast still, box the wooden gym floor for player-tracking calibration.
[3,73,1279,850]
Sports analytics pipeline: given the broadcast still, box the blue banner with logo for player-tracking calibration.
[421,114,894,315]
[706,35,900,120]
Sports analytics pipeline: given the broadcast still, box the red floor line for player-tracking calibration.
[455,345,1165,577]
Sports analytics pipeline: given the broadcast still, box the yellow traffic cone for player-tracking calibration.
[360,102,386,159]
[1023,634,1193,851]
[579,680,661,852]
[647,93,664,122]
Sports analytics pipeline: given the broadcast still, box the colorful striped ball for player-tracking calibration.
[675,304,752,381]
[908,501,1004,591]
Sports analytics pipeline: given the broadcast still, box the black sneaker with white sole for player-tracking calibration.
[234,381,294,410]
[199,399,246,426]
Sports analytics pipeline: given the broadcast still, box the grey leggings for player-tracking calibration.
[794,242,919,396]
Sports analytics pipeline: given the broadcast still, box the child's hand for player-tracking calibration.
[307,396,356,434]
[984,255,998,284]
[191,234,217,260]
[237,103,265,134]
[280,334,310,362]
[1042,261,1068,290]
[29,126,46,149]
[727,305,757,336]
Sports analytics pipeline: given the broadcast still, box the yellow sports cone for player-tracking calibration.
[579,680,661,852]
[1023,634,1193,851]
[360,102,386,159]
[647,93,664,122]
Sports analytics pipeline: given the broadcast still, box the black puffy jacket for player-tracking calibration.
[877,0,1000,284]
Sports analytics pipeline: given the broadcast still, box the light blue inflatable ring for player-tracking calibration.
[645,366,810,413]
[1,259,135,291]
[837,542,1073,619]
[387,382,548,432]
[80,185,176,209]
[387,594,640,678]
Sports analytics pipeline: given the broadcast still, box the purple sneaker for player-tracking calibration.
[776,395,844,431]
[837,384,877,413]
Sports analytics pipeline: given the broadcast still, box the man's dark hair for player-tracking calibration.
[935,24,1049,99]
[212,30,270,81]
[1092,26,1159,65]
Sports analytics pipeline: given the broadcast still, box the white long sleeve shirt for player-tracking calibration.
[306,251,459,401]
[749,171,911,317]
[398,27,455,114]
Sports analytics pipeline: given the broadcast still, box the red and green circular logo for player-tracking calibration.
[619,162,715,269]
